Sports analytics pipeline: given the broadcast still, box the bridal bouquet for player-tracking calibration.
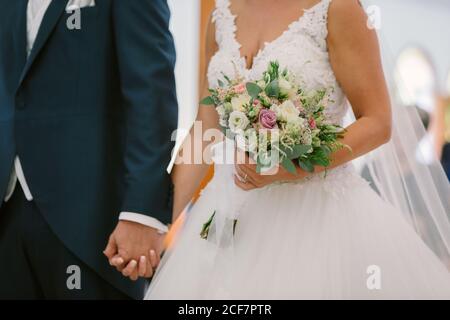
[201,61,347,174]
[200,61,347,240]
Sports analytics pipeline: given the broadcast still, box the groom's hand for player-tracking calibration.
[103,221,163,280]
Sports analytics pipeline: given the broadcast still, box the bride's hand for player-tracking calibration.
[118,249,161,281]
[234,151,308,191]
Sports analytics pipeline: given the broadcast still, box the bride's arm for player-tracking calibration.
[171,17,222,221]
[235,0,392,189]
[326,0,392,163]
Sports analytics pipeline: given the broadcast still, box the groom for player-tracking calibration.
[0,0,178,299]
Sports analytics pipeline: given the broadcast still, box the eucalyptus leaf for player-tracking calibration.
[286,145,313,160]
[282,157,297,175]
[200,96,215,106]
[265,80,280,98]
[246,82,262,99]
[298,159,315,173]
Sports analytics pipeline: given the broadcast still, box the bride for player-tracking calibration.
[144,0,450,299]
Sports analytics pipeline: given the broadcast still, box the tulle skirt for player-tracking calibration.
[146,143,450,300]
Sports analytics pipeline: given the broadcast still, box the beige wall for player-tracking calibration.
[199,0,215,92]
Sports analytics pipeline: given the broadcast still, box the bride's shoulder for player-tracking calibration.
[328,0,364,12]
[328,0,367,24]
[327,0,373,44]
[328,0,366,22]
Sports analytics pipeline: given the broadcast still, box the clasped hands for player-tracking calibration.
[103,150,307,282]
[103,220,165,281]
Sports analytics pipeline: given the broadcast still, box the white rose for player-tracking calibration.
[279,78,292,93]
[278,100,300,123]
[231,93,251,112]
[290,116,308,128]
[228,111,250,133]
[279,78,297,99]
[285,117,306,134]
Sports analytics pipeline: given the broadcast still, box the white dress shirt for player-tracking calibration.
[4,0,168,233]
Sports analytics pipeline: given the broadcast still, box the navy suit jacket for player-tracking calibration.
[0,0,178,298]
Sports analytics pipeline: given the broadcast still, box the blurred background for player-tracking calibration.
[168,0,450,184]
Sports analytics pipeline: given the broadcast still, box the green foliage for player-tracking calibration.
[246,82,263,99]
[200,96,215,106]
[298,158,315,173]
[221,72,232,84]
[281,157,297,175]
[309,146,331,167]
[265,80,280,98]
[200,211,216,240]
[282,144,313,160]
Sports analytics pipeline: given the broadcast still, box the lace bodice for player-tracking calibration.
[207,0,349,125]
[208,0,362,184]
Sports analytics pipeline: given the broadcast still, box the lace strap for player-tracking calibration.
[212,0,239,52]
[299,0,333,50]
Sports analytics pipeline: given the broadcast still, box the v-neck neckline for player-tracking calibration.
[226,0,325,71]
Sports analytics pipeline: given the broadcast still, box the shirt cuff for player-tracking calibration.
[119,212,169,234]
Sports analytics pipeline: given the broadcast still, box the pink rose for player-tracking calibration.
[308,118,317,129]
[253,99,260,106]
[233,83,246,94]
[259,109,277,129]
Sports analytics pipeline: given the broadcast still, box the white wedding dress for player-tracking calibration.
[146,0,450,299]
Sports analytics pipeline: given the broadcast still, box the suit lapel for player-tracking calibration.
[17,0,68,88]
[13,0,28,77]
